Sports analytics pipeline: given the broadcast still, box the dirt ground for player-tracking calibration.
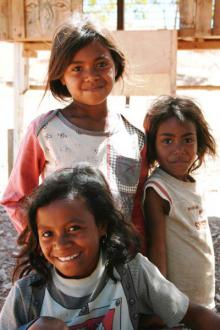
[0,206,219,313]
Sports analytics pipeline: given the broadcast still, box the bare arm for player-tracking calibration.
[182,302,220,330]
[144,187,169,276]
[28,317,69,330]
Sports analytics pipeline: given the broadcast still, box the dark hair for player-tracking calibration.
[13,163,140,282]
[144,95,216,172]
[45,14,125,101]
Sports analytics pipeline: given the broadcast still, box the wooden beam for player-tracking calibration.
[178,38,220,49]
[117,0,124,30]
[71,0,83,12]
[0,0,10,40]
[11,0,25,39]
[7,129,14,177]
[213,0,220,35]
[13,43,29,157]
[177,85,220,91]
[195,0,212,37]
[179,0,196,32]
[23,41,51,57]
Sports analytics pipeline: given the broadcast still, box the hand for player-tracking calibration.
[28,316,69,330]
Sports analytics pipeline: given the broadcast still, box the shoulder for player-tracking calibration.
[144,168,172,205]
[14,272,45,293]
[120,113,144,135]
[27,109,60,136]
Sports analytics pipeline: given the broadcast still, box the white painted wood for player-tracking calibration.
[13,42,29,159]
[111,30,177,96]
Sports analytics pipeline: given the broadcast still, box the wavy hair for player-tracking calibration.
[13,163,140,283]
[144,95,216,172]
[44,13,125,101]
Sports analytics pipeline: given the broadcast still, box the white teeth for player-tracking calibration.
[57,254,79,262]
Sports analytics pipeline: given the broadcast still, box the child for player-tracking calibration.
[0,14,147,239]
[0,163,220,330]
[143,95,216,309]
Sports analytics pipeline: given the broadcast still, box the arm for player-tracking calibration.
[0,283,29,329]
[143,187,168,276]
[0,123,45,232]
[25,317,69,330]
[182,302,220,330]
[131,145,149,255]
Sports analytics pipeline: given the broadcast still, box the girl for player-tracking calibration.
[143,96,216,309]
[0,14,147,240]
[0,163,220,330]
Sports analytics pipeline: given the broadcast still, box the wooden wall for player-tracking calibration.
[0,0,83,41]
[112,30,177,96]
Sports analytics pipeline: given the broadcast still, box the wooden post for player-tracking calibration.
[0,0,10,40]
[11,0,25,40]
[179,0,196,37]
[13,42,29,159]
[7,129,14,176]
[117,0,124,30]
[195,0,212,37]
[213,0,220,35]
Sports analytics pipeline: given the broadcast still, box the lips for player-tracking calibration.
[83,84,105,91]
[56,253,80,262]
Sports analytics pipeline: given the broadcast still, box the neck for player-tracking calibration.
[70,101,108,120]
[61,101,111,132]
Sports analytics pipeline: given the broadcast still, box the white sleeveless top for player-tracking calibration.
[143,167,215,309]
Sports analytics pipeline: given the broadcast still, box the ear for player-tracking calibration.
[60,76,66,86]
[98,224,107,238]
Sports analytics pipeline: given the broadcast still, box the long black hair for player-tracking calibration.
[13,163,140,282]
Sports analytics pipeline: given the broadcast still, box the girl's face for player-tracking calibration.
[61,40,116,107]
[36,197,106,278]
[155,117,198,181]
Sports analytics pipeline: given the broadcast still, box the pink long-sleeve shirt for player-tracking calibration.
[1,109,148,242]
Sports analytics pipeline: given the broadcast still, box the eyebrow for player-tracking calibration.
[159,132,196,137]
[37,218,86,229]
[70,55,110,64]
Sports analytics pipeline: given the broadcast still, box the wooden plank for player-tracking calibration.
[23,41,51,57]
[25,0,74,41]
[179,0,196,37]
[177,85,220,90]
[178,39,220,49]
[117,0,124,30]
[195,0,212,37]
[71,0,83,12]
[213,0,220,35]
[111,30,177,96]
[11,0,25,39]
[7,129,14,177]
[13,43,29,157]
[0,0,9,40]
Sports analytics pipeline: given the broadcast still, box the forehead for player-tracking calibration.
[36,197,94,226]
[72,40,112,60]
[157,117,197,133]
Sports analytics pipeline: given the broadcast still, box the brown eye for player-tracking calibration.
[69,225,80,232]
[42,231,52,238]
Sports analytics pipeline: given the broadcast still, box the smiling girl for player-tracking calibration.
[1,14,146,243]
[1,164,220,330]
[143,96,216,309]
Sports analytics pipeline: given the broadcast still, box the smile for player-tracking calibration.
[83,85,104,91]
[56,253,80,262]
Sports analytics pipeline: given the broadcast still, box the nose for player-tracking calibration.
[54,233,72,249]
[173,141,186,154]
[83,67,99,81]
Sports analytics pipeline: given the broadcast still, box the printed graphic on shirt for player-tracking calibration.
[69,309,115,329]
[41,280,133,330]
